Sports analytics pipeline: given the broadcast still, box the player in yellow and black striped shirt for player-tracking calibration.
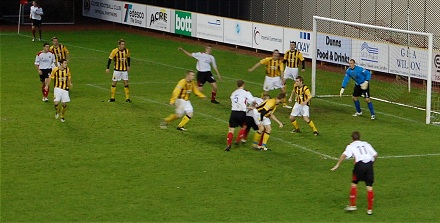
[160,70,206,131]
[106,39,131,102]
[252,93,285,151]
[50,37,70,65]
[47,59,72,122]
[249,49,289,107]
[283,41,306,109]
[288,76,319,135]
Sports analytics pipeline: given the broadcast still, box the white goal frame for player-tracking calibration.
[311,16,434,124]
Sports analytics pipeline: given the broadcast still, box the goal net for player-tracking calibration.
[311,16,439,124]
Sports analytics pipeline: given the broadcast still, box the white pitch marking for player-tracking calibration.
[378,153,440,159]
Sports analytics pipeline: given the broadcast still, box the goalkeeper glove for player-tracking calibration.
[339,88,344,97]
[360,81,369,90]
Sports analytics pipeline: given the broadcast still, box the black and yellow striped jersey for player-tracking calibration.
[170,78,206,104]
[50,67,71,90]
[284,50,304,68]
[256,98,278,117]
[294,83,311,106]
[259,57,284,77]
[109,48,130,71]
[50,44,69,64]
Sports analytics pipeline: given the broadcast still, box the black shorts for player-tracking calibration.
[352,161,374,186]
[245,116,259,131]
[197,71,216,87]
[32,19,42,28]
[228,111,246,128]
[353,84,371,98]
[39,69,52,82]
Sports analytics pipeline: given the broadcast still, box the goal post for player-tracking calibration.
[312,16,436,124]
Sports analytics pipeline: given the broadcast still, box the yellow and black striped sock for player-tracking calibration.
[61,105,67,118]
[307,120,318,132]
[124,85,130,100]
[253,131,262,147]
[291,120,299,130]
[262,132,271,147]
[111,86,116,99]
[54,104,61,114]
[164,114,178,123]
[177,115,191,128]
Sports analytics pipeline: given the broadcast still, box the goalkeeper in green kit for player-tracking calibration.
[339,59,376,120]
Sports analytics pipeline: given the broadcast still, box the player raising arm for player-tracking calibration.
[178,45,222,104]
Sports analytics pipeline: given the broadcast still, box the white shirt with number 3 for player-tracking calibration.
[343,141,377,163]
[230,89,254,112]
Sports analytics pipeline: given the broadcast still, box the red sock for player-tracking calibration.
[211,91,217,101]
[367,190,374,210]
[43,88,49,98]
[227,132,233,146]
[41,86,45,96]
[350,185,357,206]
[236,128,246,143]
[243,129,249,140]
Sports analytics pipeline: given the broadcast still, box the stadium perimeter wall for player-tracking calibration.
[79,0,440,83]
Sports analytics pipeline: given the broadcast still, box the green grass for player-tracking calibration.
[1,27,440,222]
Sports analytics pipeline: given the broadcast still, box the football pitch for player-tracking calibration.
[1,26,439,222]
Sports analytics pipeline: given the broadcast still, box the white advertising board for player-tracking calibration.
[82,0,122,23]
[196,14,224,42]
[351,39,389,73]
[223,18,253,48]
[252,23,283,52]
[283,28,312,58]
[147,6,170,32]
[316,33,352,65]
[433,52,440,83]
[388,45,429,80]
[121,2,147,28]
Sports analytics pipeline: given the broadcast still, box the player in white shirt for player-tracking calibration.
[35,42,56,102]
[331,131,378,215]
[225,80,255,151]
[234,94,268,145]
[29,1,43,42]
[178,45,222,104]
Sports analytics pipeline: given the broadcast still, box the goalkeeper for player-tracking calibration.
[339,59,376,120]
